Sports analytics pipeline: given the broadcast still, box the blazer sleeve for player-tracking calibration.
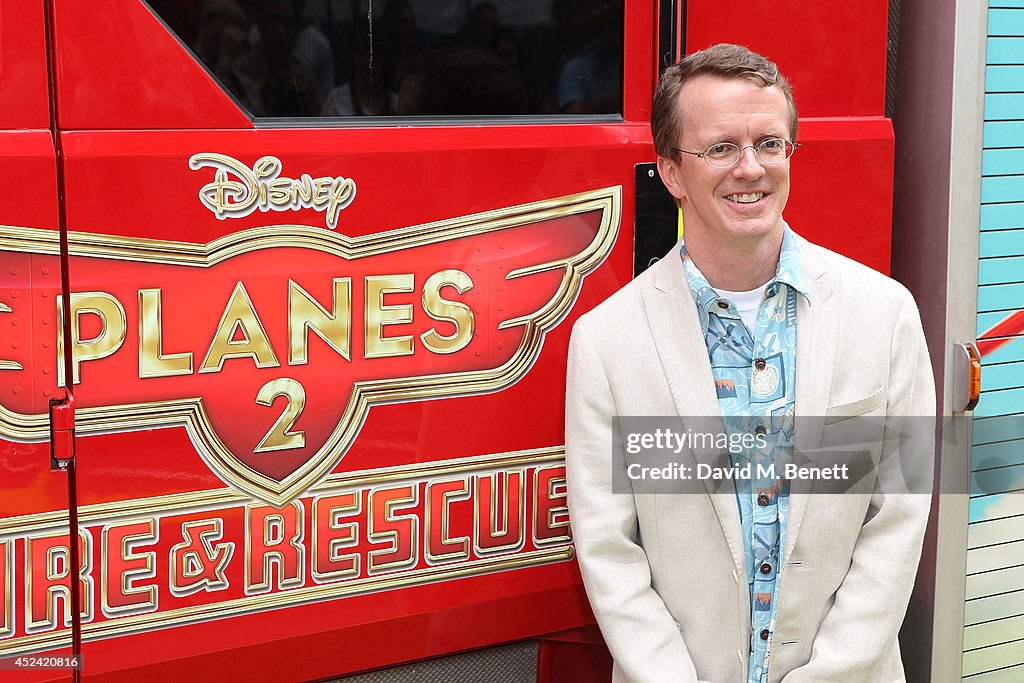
[781,290,936,682]
[565,321,707,683]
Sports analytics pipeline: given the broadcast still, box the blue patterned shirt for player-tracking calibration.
[679,225,810,683]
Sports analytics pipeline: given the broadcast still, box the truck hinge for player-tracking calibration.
[49,391,76,470]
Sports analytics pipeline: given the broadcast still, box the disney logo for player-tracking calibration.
[189,153,356,229]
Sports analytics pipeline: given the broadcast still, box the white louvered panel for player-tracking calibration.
[965,589,1024,626]
[966,564,1024,600]
[967,4,1024,678]
[964,614,1024,651]
[966,539,1024,574]
[970,492,1024,521]
[968,514,1024,549]
[963,639,1024,677]
[961,662,1024,682]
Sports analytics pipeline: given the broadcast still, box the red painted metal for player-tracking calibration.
[978,309,1024,356]
[687,1,889,118]
[0,2,898,681]
[50,0,249,130]
[0,0,50,129]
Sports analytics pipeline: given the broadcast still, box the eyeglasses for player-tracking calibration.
[672,138,800,169]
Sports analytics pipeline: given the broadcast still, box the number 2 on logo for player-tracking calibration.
[254,378,306,453]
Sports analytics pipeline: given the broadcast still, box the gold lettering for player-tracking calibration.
[326,179,356,228]
[190,153,356,229]
[199,282,280,373]
[288,279,351,365]
[421,270,474,354]
[252,156,280,209]
[266,178,292,205]
[292,174,314,204]
[364,275,414,359]
[312,178,331,205]
[100,520,158,617]
[0,303,22,371]
[57,292,127,386]
[0,539,12,638]
[254,378,306,452]
[311,493,361,583]
[189,153,258,217]
[139,289,193,378]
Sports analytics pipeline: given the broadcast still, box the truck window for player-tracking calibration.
[146,0,625,118]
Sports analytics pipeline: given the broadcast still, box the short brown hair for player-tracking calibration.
[651,43,798,160]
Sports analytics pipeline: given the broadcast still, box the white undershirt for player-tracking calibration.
[713,283,769,337]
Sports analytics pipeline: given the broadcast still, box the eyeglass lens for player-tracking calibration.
[704,139,794,168]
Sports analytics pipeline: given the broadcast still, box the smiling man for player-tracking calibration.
[565,44,935,682]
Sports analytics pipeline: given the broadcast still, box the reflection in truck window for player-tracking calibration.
[146,0,624,118]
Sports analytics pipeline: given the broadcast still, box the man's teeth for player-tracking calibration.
[726,193,764,203]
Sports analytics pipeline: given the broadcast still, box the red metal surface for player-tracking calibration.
[0,0,50,129]
[787,117,895,275]
[51,0,249,130]
[623,2,657,122]
[0,2,898,681]
[537,640,613,683]
[978,309,1024,356]
[687,2,889,118]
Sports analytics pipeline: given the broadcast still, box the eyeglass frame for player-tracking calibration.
[671,138,801,169]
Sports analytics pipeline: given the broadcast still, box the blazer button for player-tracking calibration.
[754,425,766,436]
[757,493,770,506]
[717,300,730,309]
[760,628,770,640]
[754,357,767,370]
[760,562,772,575]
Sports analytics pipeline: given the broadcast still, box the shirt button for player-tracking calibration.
[758,493,770,506]
[717,300,729,309]
[760,562,772,575]
[754,425,766,436]
[760,628,770,641]
[754,357,767,370]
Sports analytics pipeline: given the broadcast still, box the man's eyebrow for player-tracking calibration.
[699,134,738,146]
[699,130,789,146]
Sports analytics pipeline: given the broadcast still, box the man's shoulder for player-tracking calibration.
[799,235,917,313]
[572,252,666,339]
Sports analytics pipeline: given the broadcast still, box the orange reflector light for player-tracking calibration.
[966,343,981,412]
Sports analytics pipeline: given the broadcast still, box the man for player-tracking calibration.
[565,44,934,683]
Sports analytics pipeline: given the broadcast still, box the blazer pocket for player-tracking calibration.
[825,386,886,424]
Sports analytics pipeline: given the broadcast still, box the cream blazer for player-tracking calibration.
[564,235,935,683]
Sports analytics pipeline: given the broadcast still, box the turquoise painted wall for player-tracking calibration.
[963,3,1024,680]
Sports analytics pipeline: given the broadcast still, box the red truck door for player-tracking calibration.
[0,1,83,680]
[9,2,654,680]
[0,1,898,681]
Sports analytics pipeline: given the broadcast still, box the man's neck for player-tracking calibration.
[682,226,784,291]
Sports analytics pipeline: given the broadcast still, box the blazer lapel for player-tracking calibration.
[640,252,745,573]
[785,239,839,561]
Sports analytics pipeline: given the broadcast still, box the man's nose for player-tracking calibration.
[732,146,766,180]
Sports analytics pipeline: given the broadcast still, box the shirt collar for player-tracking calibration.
[678,222,812,331]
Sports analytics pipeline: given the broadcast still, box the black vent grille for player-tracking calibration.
[886,0,902,118]
[322,641,537,683]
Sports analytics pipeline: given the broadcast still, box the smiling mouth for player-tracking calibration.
[724,192,765,204]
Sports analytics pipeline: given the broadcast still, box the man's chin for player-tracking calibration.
[719,215,784,244]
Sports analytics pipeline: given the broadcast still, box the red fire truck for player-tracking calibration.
[0,1,900,681]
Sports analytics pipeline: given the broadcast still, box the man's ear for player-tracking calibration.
[656,156,686,202]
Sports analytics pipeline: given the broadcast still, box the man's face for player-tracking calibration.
[658,75,792,246]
